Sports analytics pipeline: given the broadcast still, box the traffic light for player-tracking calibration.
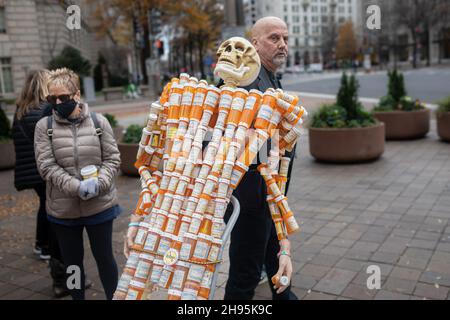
[155,40,164,57]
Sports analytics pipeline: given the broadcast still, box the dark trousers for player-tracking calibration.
[224,170,296,300]
[33,185,65,284]
[33,185,49,249]
[51,220,118,300]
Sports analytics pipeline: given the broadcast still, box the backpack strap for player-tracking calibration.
[47,115,53,140]
[46,113,104,158]
[90,111,103,161]
[90,112,103,137]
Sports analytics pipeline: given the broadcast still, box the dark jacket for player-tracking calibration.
[12,102,52,191]
[244,66,296,194]
[218,65,296,193]
[242,65,283,92]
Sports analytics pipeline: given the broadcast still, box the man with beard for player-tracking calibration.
[223,17,298,300]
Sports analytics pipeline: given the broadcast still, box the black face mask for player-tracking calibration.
[53,100,78,119]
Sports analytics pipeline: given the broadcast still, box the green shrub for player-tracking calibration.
[337,73,359,120]
[437,96,450,114]
[103,113,118,128]
[48,46,91,77]
[373,95,396,112]
[388,69,406,103]
[374,70,425,112]
[399,96,425,111]
[0,105,11,141]
[311,73,376,128]
[122,124,144,144]
[311,104,347,128]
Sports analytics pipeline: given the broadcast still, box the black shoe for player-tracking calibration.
[33,245,42,255]
[53,279,92,298]
[39,246,51,260]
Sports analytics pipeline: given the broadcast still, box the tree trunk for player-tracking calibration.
[411,29,418,69]
[198,38,205,79]
[425,26,431,67]
[142,23,150,84]
[183,41,188,72]
[188,35,195,74]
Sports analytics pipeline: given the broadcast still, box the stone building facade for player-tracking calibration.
[242,0,362,67]
[360,0,450,68]
[0,0,100,99]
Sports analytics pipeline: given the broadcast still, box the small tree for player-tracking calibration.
[337,73,359,120]
[388,69,406,104]
[312,73,376,128]
[48,46,92,77]
[375,70,425,112]
[336,21,357,62]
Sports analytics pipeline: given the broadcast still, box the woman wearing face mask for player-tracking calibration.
[12,69,69,297]
[34,68,121,300]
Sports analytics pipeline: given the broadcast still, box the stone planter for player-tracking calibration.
[117,142,139,177]
[309,123,385,163]
[437,112,450,142]
[374,109,430,140]
[0,140,15,170]
[103,87,124,101]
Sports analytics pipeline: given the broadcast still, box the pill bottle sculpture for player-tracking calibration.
[114,37,308,300]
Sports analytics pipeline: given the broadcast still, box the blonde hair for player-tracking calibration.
[16,69,50,120]
[47,68,80,93]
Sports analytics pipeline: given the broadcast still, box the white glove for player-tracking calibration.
[78,178,99,200]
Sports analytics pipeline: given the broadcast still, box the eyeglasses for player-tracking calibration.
[46,93,75,105]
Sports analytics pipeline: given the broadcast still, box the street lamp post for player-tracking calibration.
[302,0,310,68]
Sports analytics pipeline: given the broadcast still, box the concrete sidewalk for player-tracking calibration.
[1,121,450,300]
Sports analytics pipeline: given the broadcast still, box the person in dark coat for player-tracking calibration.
[12,69,68,298]
[223,17,298,300]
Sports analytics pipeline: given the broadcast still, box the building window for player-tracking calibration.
[0,58,13,94]
[0,7,6,33]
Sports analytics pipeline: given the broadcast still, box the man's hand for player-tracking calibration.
[123,226,138,259]
[273,255,293,294]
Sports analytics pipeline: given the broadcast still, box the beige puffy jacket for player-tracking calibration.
[34,103,121,219]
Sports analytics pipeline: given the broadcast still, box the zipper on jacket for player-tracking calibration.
[72,124,80,177]
[72,123,82,216]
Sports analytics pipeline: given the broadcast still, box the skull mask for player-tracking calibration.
[215,37,261,87]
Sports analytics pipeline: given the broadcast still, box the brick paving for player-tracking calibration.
[1,116,449,300]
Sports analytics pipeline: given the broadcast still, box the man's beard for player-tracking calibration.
[273,54,287,67]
